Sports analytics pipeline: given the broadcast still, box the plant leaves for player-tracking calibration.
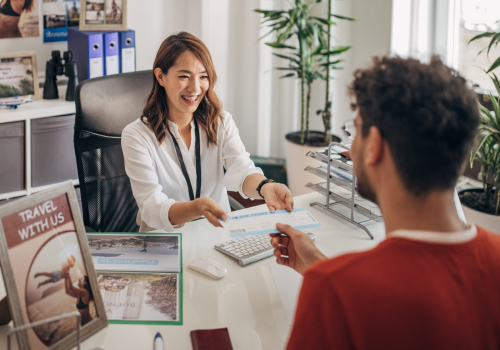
[321,46,351,56]
[265,42,297,49]
[471,131,494,166]
[468,31,496,45]
[487,32,500,57]
[312,16,337,26]
[280,73,296,79]
[487,56,500,73]
[307,22,319,47]
[273,53,300,64]
[491,72,500,96]
[276,67,300,71]
[330,14,356,21]
[259,27,277,41]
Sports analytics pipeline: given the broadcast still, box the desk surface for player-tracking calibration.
[0,192,385,350]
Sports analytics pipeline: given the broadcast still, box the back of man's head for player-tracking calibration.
[349,56,480,195]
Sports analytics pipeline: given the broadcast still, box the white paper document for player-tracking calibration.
[269,261,303,325]
[220,208,321,238]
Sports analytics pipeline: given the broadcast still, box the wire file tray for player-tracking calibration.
[306,142,383,239]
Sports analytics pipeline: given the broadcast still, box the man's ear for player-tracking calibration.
[154,67,165,87]
[365,126,384,166]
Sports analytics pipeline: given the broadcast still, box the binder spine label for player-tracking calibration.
[106,55,119,75]
[121,48,135,73]
[89,57,104,79]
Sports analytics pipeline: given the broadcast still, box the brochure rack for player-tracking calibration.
[305,142,382,239]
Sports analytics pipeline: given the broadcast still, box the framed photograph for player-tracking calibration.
[97,272,181,325]
[0,181,107,350]
[0,51,39,100]
[79,0,126,31]
[86,233,184,326]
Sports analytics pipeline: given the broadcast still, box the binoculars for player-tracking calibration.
[43,50,78,101]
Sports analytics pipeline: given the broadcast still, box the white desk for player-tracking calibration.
[0,192,385,349]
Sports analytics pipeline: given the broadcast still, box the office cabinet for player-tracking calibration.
[0,85,78,200]
[31,115,79,187]
[0,122,24,194]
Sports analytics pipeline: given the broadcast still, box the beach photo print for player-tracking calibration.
[86,233,183,325]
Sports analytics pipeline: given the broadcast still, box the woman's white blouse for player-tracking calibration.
[121,110,263,232]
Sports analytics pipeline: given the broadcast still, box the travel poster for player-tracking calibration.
[1,194,98,349]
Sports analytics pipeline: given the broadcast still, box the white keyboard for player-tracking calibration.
[214,231,316,267]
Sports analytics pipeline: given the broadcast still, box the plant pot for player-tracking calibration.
[458,188,500,234]
[285,130,341,196]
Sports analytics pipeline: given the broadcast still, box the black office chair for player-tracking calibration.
[74,70,153,232]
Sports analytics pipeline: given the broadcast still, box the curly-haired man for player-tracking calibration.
[272,56,500,350]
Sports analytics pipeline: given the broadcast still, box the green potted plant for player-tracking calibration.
[459,74,500,233]
[459,29,500,233]
[255,0,353,194]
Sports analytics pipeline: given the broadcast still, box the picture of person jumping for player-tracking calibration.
[34,255,75,289]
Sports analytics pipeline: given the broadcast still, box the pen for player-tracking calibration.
[154,332,164,350]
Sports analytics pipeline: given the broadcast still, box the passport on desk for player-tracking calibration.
[190,328,234,350]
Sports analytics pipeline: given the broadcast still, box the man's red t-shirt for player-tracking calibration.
[287,226,500,350]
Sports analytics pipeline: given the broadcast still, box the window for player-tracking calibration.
[458,0,500,92]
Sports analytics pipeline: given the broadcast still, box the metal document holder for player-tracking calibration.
[305,142,383,239]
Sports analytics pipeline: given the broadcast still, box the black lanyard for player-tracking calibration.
[168,117,201,201]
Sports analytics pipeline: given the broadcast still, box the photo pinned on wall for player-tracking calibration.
[0,51,39,101]
[0,0,39,39]
[0,181,107,350]
[42,1,67,42]
[79,0,126,31]
[42,0,81,43]
[66,0,80,27]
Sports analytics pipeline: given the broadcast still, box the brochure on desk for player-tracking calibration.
[220,208,321,238]
[86,233,183,326]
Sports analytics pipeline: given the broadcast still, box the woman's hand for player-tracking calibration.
[195,197,229,227]
[169,197,228,227]
[260,183,294,212]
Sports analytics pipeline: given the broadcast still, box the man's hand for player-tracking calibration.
[270,223,326,275]
[195,197,229,227]
[261,183,294,212]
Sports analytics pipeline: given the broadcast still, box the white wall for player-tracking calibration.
[0,0,394,158]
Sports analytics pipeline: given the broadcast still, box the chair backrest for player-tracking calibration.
[74,70,153,232]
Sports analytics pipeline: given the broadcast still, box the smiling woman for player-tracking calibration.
[121,32,294,233]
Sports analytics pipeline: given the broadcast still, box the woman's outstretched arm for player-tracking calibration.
[64,275,77,298]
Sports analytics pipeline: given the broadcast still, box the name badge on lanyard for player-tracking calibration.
[168,118,201,201]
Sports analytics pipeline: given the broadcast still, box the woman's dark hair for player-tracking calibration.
[83,276,93,301]
[349,55,480,195]
[24,0,35,12]
[142,32,222,145]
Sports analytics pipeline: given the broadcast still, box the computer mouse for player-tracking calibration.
[187,258,227,280]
